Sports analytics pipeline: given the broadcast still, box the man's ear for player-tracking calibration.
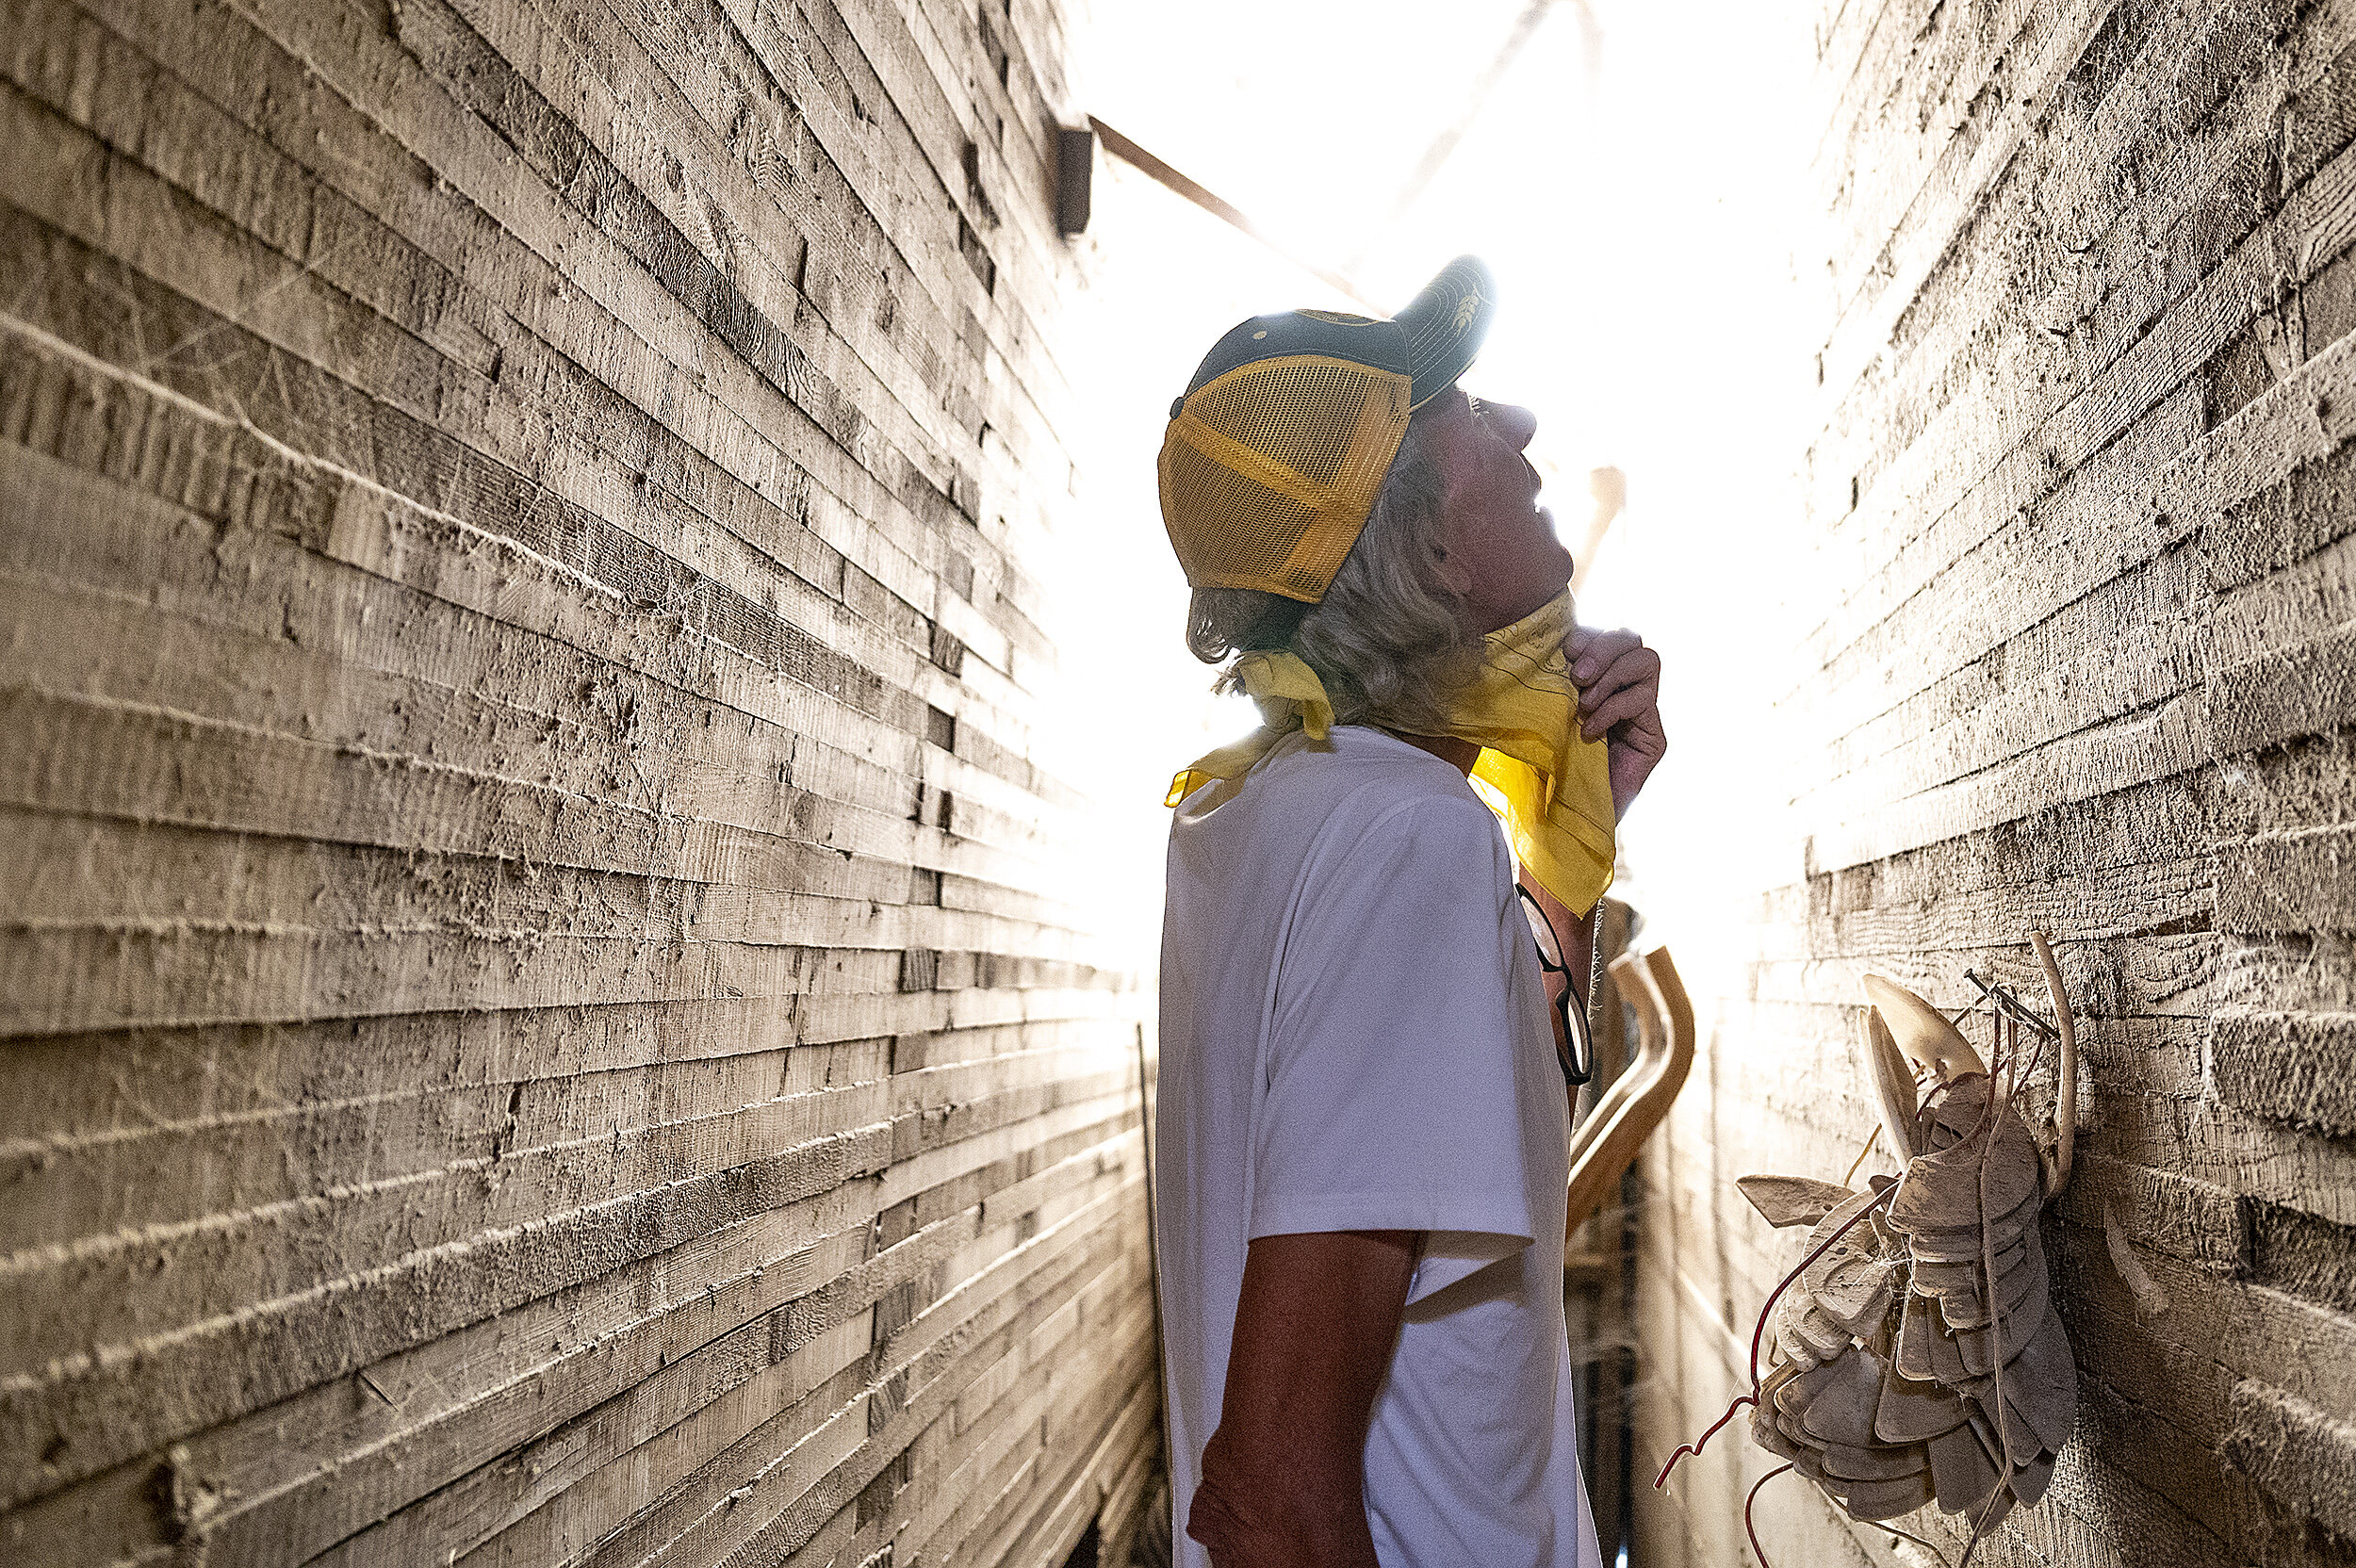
[1432,540,1475,598]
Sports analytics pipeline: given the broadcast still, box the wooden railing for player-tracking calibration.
[1565,947,1695,1239]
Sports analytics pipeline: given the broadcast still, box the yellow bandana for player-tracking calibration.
[1165,588,1616,913]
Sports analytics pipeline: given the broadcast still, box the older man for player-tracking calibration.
[1153,257,1666,1568]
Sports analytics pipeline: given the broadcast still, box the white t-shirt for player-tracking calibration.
[1156,724,1604,1568]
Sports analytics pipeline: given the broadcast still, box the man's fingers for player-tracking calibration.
[1563,624,1636,660]
[1572,645,1661,739]
[1575,651,1661,711]
[1564,627,1642,682]
[1585,644,1661,691]
[1568,633,1657,690]
[1579,685,1659,740]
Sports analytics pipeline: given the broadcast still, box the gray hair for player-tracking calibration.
[1185,411,1479,735]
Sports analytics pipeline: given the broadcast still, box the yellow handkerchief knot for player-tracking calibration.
[1164,589,1616,914]
[1163,650,1334,807]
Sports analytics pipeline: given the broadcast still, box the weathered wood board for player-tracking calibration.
[0,0,1156,1562]
[1640,1,2356,1564]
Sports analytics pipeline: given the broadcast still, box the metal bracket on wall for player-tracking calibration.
[1055,125,1094,236]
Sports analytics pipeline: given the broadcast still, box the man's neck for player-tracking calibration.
[1379,728,1480,777]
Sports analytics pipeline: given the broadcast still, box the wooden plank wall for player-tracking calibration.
[0,0,1160,1563]
[1633,0,2356,1563]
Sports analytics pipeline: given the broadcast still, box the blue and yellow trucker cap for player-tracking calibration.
[1157,255,1498,604]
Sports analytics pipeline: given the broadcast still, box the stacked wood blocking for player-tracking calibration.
[0,0,1157,1564]
[1635,0,2356,1563]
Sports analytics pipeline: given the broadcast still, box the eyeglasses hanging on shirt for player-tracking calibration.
[1517,885,1601,1086]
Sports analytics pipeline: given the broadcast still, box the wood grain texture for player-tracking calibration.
[0,0,1157,1560]
[1641,1,2356,1563]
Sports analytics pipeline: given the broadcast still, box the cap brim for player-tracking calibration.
[1392,255,1497,409]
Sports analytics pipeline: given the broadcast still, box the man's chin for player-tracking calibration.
[1482,572,1576,634]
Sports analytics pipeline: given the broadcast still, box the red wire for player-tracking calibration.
[1653,1186,1897,1490]
[1743,1462,1795,1566]
[1650,1392,1757,1492]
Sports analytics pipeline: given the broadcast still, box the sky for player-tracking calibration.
[1039,0,1828,981]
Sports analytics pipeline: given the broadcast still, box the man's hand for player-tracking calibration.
[1187,1230,1419,1568]
[1565,625,1665,818]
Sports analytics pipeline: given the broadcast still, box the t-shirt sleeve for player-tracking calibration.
[1248,793,1550,1304]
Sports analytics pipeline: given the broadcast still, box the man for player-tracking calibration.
[1153,256,1667,1568]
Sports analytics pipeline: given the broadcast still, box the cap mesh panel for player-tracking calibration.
[1187,364,1367,485]
[1161,440,1317,586]
[1159,357,1410,601]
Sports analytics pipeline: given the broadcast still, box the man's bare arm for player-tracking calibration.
[1186,1229,1420,1568]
